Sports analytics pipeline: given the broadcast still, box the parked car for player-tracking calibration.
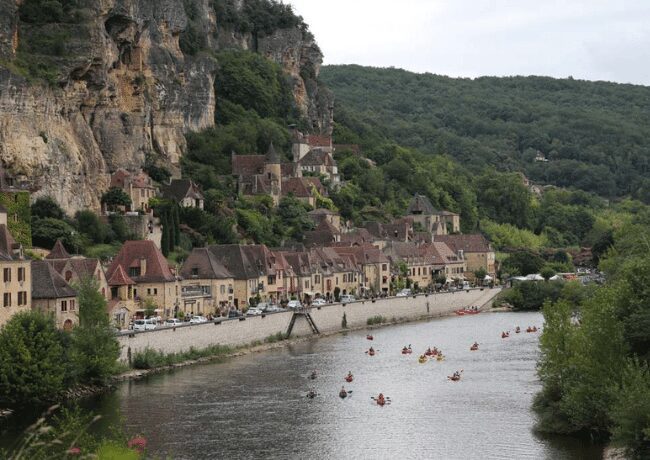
[164,318,183,327]
[396,289,412,297]
[189,315,208,324]
[265,304,284,313]
[340,294,356,304]
[312,298,327,307]
[287,300,302,309]
[228,309,243,318]
[246,307,263,316]
[133,318,157,331]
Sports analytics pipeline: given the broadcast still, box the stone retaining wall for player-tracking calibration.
[117,288,501,361]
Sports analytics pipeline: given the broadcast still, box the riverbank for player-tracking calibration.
[113,289,500,382]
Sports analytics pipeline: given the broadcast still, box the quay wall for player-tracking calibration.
[116,288,501,361]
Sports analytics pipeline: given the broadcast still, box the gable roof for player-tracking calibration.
[282,177,323,198]
[206,244,275,280]
[407,194,437,215]
[162,179,204,202]
[0,224,22,261]
[307,135,332,148]
[180,248,233,280]
[106,240,176,284]
[46,239,71,260]
[299,150,335,167]
[435,234,492,253]
[107,264,136,286]
[340,228,375,246]
[232,155,266,177]
[31,260,77,299]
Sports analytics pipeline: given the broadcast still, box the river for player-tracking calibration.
[4,311,604,459]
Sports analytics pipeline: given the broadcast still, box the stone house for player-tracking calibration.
[281,251,314,301]
[179,248,235,315]
[0,222,31,327]
[430,241,467,282]
[331,245,390,295]
[106,265,138,328]
[203,244,279,308]
[309,247,359,299]
[106,240,180,318]
[435,234,496,282]
[45,240,110,300]
[162,179,205,209]
[31,260,78,331]
[109,169,158,212]
[382,241,438,289]
[406,194,460,236]
[307,208,341,231]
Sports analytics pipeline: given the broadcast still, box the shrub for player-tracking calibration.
[265,332,287,343]
[366,315,386,326]
[0,311,67,407]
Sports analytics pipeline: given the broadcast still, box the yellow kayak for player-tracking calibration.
[418,356,427,364]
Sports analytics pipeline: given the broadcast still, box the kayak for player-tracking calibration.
[376,398,386,406]
[401,349,413,354]
[448,375,461,381]
[309,373,317,380]
[502,332,509,339]
[470,345,479,351]
[306,392,317,399]
[345,375,353,383]
[418,356,427,364]
[368,350,375,356]
[339,390,348,399]
[367,335,374,340]
[436,355,444,361]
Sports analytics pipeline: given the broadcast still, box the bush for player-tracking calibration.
[265,332,287,343]
[0,311,67,407]
[131,345,232,370]
[366,315,386,326]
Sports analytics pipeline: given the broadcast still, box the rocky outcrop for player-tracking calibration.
[0,0,332,213]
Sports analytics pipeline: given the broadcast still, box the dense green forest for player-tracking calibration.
[535,210,650,458]
[320,65,650,203]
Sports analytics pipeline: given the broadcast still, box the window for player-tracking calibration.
[315,275,320,284]
[18,267,25,282]
[61,300,67,312]
[147,288,151,295]
[3,293,10,307]
[304,280,310,289]
[342,274,347,283]
[220,285,226,294]
[129,267,140,277]
[65,270,73,282]
[153,288,158,295]
[382,264,387,271]
[70,299,76,311]
[191,268,198,276]
[3,268,10,283]
[17,291,27,306]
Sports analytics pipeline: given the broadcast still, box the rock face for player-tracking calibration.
[0,0,332,213]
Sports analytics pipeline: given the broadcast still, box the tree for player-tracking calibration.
[75,210,107,244]
[541,266,556,281]
[32,217,83,251]
[502,250,545,276]
[31,196,65,220]
[0,311,67,407]
[101,187,131,211]
[160,212,170,256]
[69,277,120,384]
[474,267,487,281]
[333,286,341,302]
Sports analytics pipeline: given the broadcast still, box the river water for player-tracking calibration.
[3,311,603,459]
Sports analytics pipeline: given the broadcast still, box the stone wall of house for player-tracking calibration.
[116,288,501,361]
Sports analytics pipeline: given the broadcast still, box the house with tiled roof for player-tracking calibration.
[382,241,439,289]
[162,179,204,209]
[31,260,77,330]
[281,176,326,208]
[106,240,180,318]
[430,241,467,282]
[0,220,30,327]
[309,247,359,299]
[435,234,495,281]
[109,168,158,212]
[45,240,110,301]
[201,244,280,307]
[281,251,315,300]
[307,208,341,231]
[332,245,390,295]
[179,248,235,315]
[406,194,460,235]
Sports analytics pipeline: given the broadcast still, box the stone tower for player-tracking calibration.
[265,143,282,205]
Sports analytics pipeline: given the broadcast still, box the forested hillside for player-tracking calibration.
[320,65,650,202]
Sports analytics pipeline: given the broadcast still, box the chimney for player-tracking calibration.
[458,250,464,260]
[140,257,147,276]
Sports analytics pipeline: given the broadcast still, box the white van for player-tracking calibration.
[133,318,157,331]
[340,294,356,304]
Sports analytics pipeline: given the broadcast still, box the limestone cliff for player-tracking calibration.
[0,0,333,213]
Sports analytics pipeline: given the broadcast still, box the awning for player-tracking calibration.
[484,275,493,280]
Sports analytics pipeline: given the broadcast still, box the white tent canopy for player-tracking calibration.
[483,275,493,281]
[525,274,545,281]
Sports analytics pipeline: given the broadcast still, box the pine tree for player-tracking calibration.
[161,211,170,256]
[172,205,181,246]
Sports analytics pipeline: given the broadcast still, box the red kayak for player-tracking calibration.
[345,375,353,383]
[455,310,465,316]
[366,335,374,340]
[368,349,375,356]
[401,349,412,355]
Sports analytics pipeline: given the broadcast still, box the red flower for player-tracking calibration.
[66,447,81,455]
[128,436,148,453]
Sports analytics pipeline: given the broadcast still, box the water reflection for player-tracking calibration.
[102,312,602,459]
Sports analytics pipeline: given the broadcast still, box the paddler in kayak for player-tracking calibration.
[345,371,354,382]
[310,370,317,380]
[367,346,375,356]
[470,342,479,351]
[306,389,317,399]
[515,326,521,333]
[339,386,348,398]
[377,393,386,406]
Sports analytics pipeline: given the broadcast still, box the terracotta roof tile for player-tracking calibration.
[106,240,176,284]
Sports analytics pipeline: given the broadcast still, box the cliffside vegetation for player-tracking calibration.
[320,65,650,203]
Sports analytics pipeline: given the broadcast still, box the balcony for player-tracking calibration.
[181,286,211,299]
